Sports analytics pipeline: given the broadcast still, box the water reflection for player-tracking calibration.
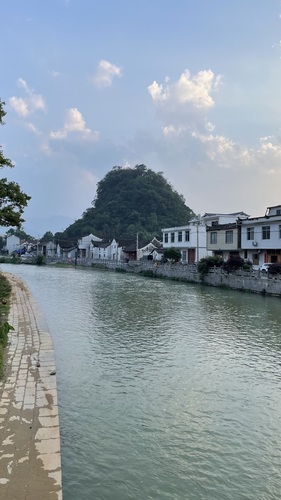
[2,264,281,500]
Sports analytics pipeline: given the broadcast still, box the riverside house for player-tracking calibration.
[162,217,210,263]
[240,205,281,268]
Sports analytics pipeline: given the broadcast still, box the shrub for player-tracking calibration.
[222,256,245,272]
[268,263,281,275]
[35,255,45,266]
[197,256,223,276]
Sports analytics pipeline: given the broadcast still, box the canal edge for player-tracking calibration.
[0,272,62,499]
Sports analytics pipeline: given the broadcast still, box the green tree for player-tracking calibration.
[41,231,54,243]
[63,165,195,240]
[163,247,181,262]
[7,228,35,241]
[0,100,30,228]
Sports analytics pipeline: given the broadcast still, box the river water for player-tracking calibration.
[2,264,281,500]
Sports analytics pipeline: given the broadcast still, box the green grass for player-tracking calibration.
[0,273,12,378]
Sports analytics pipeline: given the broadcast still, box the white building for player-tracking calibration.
[5,234,20,255]
[162,218,210,263]
[240,205,281,267]
[78,233,102,258]
[137,237,162,261]
[202,211,249,226]
[92,238,122,260]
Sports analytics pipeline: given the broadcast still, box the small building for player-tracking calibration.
[206,222,241,261]
[204,211,249,262]
[57,239,78,259]
[137,237,162,261]
[162,217,210,263]
[78,233,102,258]
[5,234,21,255]
[240,205,281,267]
[92,238,122,260]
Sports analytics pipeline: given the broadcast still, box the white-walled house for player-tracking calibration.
[162,218,210,263]
[78,233,102,258]
[240,205,281,267]
[5,234,20,255]
[137,237,162,261]
[41,240,56,257]
[92,239,122,260]
[202,211,249,226]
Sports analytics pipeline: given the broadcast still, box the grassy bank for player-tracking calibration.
[0,273,12,378]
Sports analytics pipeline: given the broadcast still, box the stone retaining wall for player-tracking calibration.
[45,257,281,297]
[93,260,281,297]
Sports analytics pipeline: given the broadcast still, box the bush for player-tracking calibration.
[197,256,223,275]
[35,255,45,266]
[268,263,281,275]
[222,256,245,272]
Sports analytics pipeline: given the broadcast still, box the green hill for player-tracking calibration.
[61,165,195,240]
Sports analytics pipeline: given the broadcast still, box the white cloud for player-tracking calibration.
[93,60,122,88]
[9,78,46,116]
[9,97,29,117]
[148,68,222,110]
[162,124,186,137]
[26,122,41,135]
[50,107,100,141]
[191,129,281,171]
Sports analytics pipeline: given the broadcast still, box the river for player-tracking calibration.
[2,264,281,500]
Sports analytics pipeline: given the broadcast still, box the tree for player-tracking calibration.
[41,231,54,243]
[163,247,181,262]
[0,100,30,228]
[62,165,195,239]
[7,228,35,241]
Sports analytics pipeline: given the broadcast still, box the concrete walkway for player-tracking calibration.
[0,273,62,499]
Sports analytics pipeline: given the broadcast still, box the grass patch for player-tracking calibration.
[0,273,12,378]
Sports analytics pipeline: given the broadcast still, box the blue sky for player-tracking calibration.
[1,0,281,235]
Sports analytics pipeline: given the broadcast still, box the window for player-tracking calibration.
[178,231,182,242]
[171,232,175,243]
[225,230,233,244]
[164,233,168,243]
[211,220,218,226]
[262,226,270,240]
[247,227,254,240]
[276,209,281,215]
[210,232,217,244]
[279,225,281,238]
[182,250,187,261]
[185,230,190,242]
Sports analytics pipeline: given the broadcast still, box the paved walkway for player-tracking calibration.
[0,273,62,499]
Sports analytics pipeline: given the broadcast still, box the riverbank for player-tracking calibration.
[0,273,62,499]
[56,258,281,297]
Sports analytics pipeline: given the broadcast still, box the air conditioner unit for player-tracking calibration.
[252,241,258,247]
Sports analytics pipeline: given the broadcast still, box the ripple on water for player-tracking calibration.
[3,264,281,500]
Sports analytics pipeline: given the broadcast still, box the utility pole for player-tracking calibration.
[136,233,138,260]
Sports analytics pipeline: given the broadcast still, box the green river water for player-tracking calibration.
[3,264,281,500]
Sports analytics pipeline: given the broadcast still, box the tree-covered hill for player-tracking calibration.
[61,165,195,240]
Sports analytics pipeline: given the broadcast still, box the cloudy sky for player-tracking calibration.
[1,0,281,235]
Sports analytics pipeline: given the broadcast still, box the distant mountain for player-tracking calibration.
[62,165,195,240]
[22,215,75,238]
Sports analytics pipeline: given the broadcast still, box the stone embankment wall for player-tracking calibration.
[95,260,281,297]
[46,257,281,297]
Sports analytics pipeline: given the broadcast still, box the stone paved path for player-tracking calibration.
[0,273,62,499]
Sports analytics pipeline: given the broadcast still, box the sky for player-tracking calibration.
[1,0,281,236]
